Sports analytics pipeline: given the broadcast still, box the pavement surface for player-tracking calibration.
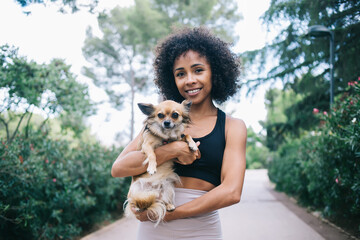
[81,169,355,240]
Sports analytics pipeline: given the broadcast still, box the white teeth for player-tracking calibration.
[188,89,200,94]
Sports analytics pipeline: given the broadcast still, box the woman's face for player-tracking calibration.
[173,50,212,105]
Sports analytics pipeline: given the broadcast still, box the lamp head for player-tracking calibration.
[307,25,331,38]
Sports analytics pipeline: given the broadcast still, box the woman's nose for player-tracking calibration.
[185,73,196,84]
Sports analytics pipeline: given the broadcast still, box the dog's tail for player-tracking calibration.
[146,199,167,226]
[125,191,166,227]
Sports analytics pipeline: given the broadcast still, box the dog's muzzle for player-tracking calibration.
[163,120,174,129]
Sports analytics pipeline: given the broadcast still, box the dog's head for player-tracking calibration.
[138,100,191,137]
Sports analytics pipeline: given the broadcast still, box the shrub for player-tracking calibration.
[268,79,360,235]
[246,144,272,169]
[246,127,271,169]
[0,131,129,240]
[306,80,360,224]
[268,138,310,198]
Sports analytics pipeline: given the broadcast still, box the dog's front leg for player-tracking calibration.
[184,134,198,152]
[142,142,157,175]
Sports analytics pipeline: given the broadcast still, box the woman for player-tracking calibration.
[111,27,247,240]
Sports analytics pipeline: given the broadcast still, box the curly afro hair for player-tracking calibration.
[153,26,241,104]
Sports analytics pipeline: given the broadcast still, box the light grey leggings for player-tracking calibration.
[136,188,223,240]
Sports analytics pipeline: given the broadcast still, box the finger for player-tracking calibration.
[196,141,200,147]
[131,207,137,214]
[136,212,146,221]
[196,150,201,159]
[134,212,140,220]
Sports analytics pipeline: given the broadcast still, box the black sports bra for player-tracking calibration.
[174,109,226,186]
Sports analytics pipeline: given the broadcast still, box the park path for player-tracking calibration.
[81,169,353,240]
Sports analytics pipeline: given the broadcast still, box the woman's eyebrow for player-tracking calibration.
[191,63,205,68]
[174,63,205,72]
[174,67,184,72]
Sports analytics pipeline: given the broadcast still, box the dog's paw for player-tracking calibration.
[147,162,157,175]
[188,141,198,152]
[166,204,175,212]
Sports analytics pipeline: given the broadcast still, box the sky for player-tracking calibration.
[0,0,272,146]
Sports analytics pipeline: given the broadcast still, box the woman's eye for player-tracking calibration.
[172,112,179,119]
[195,68,204,73]
[176,72,185,78]
[157,113,165,119]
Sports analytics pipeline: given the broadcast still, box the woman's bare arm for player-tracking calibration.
[164,117,247,220]
[111,132,201,178]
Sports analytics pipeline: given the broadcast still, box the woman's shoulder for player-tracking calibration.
[224,114,247,139]
[224,113,246,128]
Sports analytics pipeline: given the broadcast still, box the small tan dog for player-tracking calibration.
[125,100,198,225]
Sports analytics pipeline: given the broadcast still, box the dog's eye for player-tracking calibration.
[157,113,165,119]
[171,112,179,119]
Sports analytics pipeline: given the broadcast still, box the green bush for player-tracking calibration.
[306,80,360,222]
[0,131,129,240]
[246,144,272,169]
[268,79,360,234]
[268,138,308,197]
[246,127,271,169]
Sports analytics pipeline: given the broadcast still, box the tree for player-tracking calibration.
[82,0,241,142]
[15,0,99,13]
[243,0,360,134]
[82,0,167,141]
[261,87,304,150]
[245,127,271,169]
[0,45,94,143]
[151,0,241,42]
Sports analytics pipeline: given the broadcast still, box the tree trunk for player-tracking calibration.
[0,117,9,143]
[130,68,135,142]
[25,112,33,139]
[9,111,28,143]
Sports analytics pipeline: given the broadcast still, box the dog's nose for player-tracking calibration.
[163,120,172,128]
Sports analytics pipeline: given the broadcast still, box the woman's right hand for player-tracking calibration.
[173,141,201,165]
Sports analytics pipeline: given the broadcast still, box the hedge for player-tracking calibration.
[268,80,360,235]
[0,131,130,240]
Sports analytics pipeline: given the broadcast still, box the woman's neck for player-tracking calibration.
[189,100,217,119]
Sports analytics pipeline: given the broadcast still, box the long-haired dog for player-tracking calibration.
[125,100,198,225]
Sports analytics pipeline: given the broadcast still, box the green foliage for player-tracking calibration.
[82,0,241,141]
[268,79,360,234]
[262,86,310,150]
[82,1,162,140]
[262,79,332,151]
[0,131,128,240]
[15,0,99,13]
[245,127,271,169]
[0,45,95,143]
[243,0,360,134]
[0,44,126,239]
[151,0,241,42]
[268,138,308,196]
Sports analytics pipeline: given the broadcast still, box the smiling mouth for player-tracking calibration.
[186,88,201,94]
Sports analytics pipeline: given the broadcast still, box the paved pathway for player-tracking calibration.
[81,169,354,240]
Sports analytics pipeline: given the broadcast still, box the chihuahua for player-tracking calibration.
[125,100,198,225]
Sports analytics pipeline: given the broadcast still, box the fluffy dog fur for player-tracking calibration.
[125,100,198,226]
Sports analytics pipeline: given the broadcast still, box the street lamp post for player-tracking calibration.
[307,25,335,107]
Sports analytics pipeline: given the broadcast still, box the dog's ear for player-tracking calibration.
[138,103,155,116]
[181,100,192,124]
[181,100,192,112]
